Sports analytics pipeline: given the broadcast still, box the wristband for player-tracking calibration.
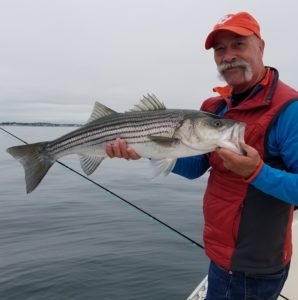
[243,160,264,183]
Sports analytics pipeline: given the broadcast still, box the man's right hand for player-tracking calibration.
[106,138,141,160]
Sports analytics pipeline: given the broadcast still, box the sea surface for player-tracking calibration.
[0,126,209,300]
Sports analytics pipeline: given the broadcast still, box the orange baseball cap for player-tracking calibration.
[205,12,261,49]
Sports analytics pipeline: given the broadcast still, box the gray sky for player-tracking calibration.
[0,0,297,123]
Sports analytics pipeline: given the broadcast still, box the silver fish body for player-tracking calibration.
[7,94,245,193]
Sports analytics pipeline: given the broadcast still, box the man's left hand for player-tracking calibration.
[216,143,262,178]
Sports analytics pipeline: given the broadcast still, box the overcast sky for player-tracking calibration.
[0,0,297,123]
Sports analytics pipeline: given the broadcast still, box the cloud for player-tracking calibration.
[0,0,297,122]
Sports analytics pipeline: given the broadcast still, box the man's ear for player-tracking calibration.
[259,39,265,54]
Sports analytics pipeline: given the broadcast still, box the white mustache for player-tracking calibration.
[218,59,250,73]
[217,59,253,82]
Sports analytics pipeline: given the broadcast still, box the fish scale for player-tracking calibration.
[48,111,182,153]
[6,94,245,193]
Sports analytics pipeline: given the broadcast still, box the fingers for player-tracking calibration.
[127,147,141,160]
[216,143,257,161]
[106,138,140,160]
[106,138,127,158]
[114,138,128,158]
[240,143,261,167]
[216,147,239,162]
[215,144,262,178]
[106,143,115,158]
[239,142,250,156]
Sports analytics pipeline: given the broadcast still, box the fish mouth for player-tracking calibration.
[231,123,246,154]
[217,122,246,154]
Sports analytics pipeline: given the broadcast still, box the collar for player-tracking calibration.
[213,67,271,99]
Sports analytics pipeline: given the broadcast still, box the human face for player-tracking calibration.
[213,31,265,93]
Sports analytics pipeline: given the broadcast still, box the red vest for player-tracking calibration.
[201,68,298,273]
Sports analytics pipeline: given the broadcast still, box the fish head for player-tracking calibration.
[212,118,246,154]
[176,112,246,154]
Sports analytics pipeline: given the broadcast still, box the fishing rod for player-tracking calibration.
[0,126,204,250]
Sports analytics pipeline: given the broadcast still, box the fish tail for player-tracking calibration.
[7,142,54,193]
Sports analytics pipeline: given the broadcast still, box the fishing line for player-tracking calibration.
[0,126,204,250]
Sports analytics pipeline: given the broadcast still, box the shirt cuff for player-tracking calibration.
[242,160,264,183]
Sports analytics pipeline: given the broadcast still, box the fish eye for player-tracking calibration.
[212,120,222,127]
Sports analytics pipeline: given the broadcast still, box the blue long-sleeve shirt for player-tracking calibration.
[172,100,298,205]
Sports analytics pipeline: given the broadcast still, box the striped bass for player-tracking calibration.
[7,94,245,193]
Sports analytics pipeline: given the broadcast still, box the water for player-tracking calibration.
[0,126,209,300]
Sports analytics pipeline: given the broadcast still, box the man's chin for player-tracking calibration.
[221,70,249,85]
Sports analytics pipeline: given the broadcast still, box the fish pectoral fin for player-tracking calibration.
[150,158,177,177]
[148,135,177,144]
[129,94,166,112]
[79,155,105,175]
[86,102,118,123]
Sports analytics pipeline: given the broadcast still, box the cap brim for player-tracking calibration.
[205,26,254,49]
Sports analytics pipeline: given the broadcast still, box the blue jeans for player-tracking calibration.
[206,261,290,300]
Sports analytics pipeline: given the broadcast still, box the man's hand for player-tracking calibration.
[216,143,262,178]
[106,138,141,160]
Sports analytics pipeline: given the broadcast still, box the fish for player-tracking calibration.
[7,94,245,193]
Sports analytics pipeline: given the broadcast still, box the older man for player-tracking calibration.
[106,12,298,299]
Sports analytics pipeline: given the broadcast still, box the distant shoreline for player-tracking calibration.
[0,122,81,127]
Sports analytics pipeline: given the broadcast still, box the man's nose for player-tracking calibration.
[222,50,237,63]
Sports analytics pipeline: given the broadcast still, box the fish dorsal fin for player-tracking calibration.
[130,94,166,112]
[87,101,117,123]
[80,155,105,175]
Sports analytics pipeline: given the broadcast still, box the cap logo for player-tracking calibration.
[217,15,233,25]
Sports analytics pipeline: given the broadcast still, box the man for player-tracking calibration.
[106,12,298,299]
